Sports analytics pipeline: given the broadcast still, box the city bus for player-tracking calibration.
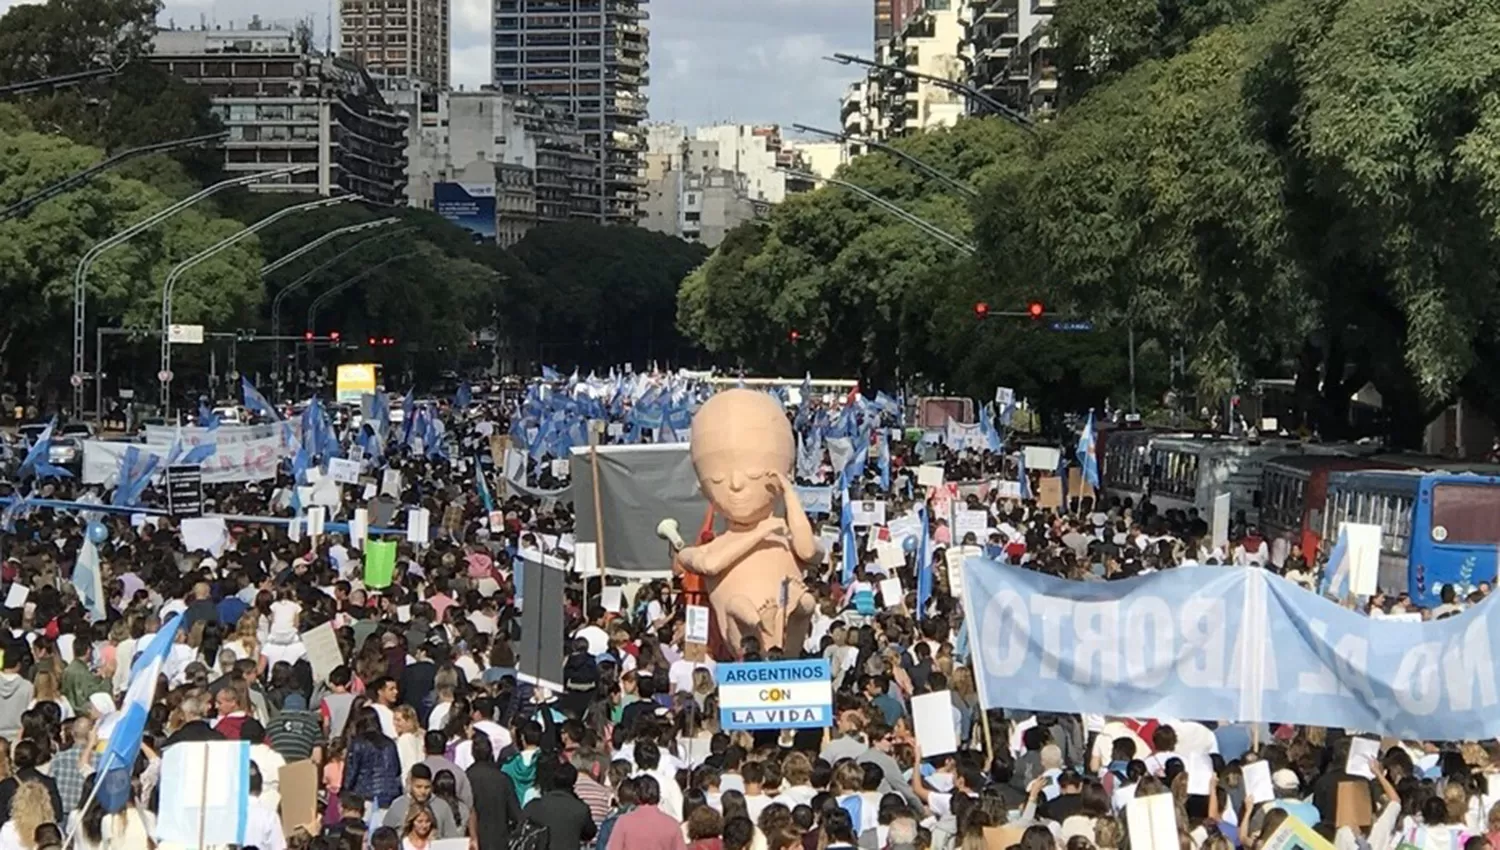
[1141,436,1357,526]
[1259,454,1404,564]
[1323,468,1500,604]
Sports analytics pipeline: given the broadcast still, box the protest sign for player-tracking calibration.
[794,486,834,515]
[685,604,711,644]
[850,500,886,527]
[911,691,958,756]
[157,741,250,847]
[328,458,360,485]
[916,464,945,487]
[84,436,287,485]
[716,660,832,730]
[364,540,397,589]
[279,760,319,835]
[963,559,1500,741]
[301,622,343,684]
[166,465,204,517]
[953,508,989,544]
[144,423,279,445]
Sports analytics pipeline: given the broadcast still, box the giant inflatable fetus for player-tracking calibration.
[677,389,818,658]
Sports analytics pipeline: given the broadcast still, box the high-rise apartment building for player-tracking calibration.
[491,0,651,224]
[961,0,1056,115]
[875,0,893,43]
[339,0,450,92]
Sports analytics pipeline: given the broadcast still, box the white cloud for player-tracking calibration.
[450,43,490,91]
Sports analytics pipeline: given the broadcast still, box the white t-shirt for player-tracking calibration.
[574,625,609,656]
[372,703,398,738]
[668,658,713,696]
[269,600,302,641]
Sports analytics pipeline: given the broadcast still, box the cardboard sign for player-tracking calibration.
[1125,793,1178,850]
[1336,780,1373,828]
[875,540,906,572]
[911,690,958,757]
[301,622,343,684]
[279,760,319,836]
[381,469,402,498]
[851,500,887,527]
[406,507,430,544]
[364,540,397,589]
[952,508,989,544]
[878,577,903,609]
[1022,446,1060,472]
[1038,477,1063,509]
[1260,810,1336,850]
[916,464,945,488]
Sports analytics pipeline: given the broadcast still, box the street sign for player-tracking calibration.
[1049,319,1096,333]
[158,369,173,383]
[168,324,205,344]
[166,464,204,517]
[69,374,83,388]
[715,659,833,730]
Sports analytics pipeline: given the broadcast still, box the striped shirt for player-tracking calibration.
[267,710,323,762]
[575,774,612,825]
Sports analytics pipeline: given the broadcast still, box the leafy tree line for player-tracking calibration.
[0,0,705,398]
[679,0,1500,445]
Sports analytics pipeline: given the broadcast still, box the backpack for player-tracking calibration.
[509,820,549,850]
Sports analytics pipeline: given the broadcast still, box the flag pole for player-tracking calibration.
[589,445,608,620]
[61,750,116,849]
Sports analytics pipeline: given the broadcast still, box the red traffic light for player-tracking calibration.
[1027,301,1045,319]
[974,302,989,319]
[303,330,314,341]
[789,329,801,343]
[330,331,340,342]
[384,337,395,346]
[368,336,377,346]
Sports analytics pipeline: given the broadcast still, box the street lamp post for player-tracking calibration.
[71,164,317,416]
[260,216,400,277]
[776,167,975,254]
[827,52,1036,133]
[792,123,977,198]
[0,131,230,223]
[301,251,418,380]
[269,225,419,375]
[159,194,357,414]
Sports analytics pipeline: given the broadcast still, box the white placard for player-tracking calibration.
[573,542,598,574]
[350,508,369,546]
[1022,446,1061,472]
[327,458,361,485]
[911,691,959,757]
[994,480,1022,500]
[287,517,302,542]
[181,516,230,556]
[685,604,711,644]
[1345,736,1380,779]
[916,465,945,488]
[952,508,989,544]
[381,469,402,498]
[994,386,1015,407]
[1241,760,1274,805]
[601,586,624,613]
[361,483,376,500]
[488,510,505,533]
[301,622,343,684]
[1344,522,1383,597]
[306,506,326,539]
[850,500,886,527]
[876,540,906,572]
[406,507,430,544]
[3,584,28,610]
[1125,792,1179,850]
[1186,752,1214,795]
[886,513,923,547]
[396,605,412,623]
[1211,492,1232,549]
[550,458,570,478]
[878,577,903,608]
[945,545,981,598]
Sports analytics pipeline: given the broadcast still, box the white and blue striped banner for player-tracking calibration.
[716,659,833,730]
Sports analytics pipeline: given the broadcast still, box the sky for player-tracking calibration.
[0,0,873,132]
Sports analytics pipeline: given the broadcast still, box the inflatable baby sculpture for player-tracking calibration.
[676,389,818,658]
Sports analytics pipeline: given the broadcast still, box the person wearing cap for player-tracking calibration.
[1268,769,1320,826]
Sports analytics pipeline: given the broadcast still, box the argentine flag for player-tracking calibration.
[97,613,185,811]
[1077,409,1100,490]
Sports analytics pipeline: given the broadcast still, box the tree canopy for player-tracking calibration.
[677,0,1500,444]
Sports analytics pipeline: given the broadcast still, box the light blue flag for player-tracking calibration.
[877,432,891,492]
[197,399,220,429]
[840,472,857,585]
[241,377,279,422]
[98,613,185,811]
[17,417,72,480]
[476,459,494,513]
[541,365,561,382]
[980,403,1003,453]
[72,537,106,622]
[1319,525,1352,598]
[156,740,250,847]
[455,382,473,410]
[916,503,932,620]
[1017,450,1033,501]
[1078,409,1100,490]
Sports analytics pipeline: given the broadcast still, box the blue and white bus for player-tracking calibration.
[1323,468,1500,605]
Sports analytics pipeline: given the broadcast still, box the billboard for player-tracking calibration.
[336,363,378,403]
[433,181,497,244]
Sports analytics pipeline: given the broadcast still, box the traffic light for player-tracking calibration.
[368,336,377,347]
[329,331,340,342]
[974,302,989,319]
[788,329,801,343]
[1027,301,1045,320]
[383,337,395,346]
[303,330,314,341]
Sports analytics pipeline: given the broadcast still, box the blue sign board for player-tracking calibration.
[715,659,833,730]
[433,182,497,244]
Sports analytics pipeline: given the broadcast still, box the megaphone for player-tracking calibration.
[656,517,686,551]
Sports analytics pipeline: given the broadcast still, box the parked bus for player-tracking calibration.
[1323,467,1500,604]
[1140,436,1358,526]
[1259,455,1404,564]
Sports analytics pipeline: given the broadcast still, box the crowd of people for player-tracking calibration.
[0,385,1483,850]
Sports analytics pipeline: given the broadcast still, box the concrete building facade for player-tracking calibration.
[338,0,450,91]
[491,0,651,224]
[153,28,408,206]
